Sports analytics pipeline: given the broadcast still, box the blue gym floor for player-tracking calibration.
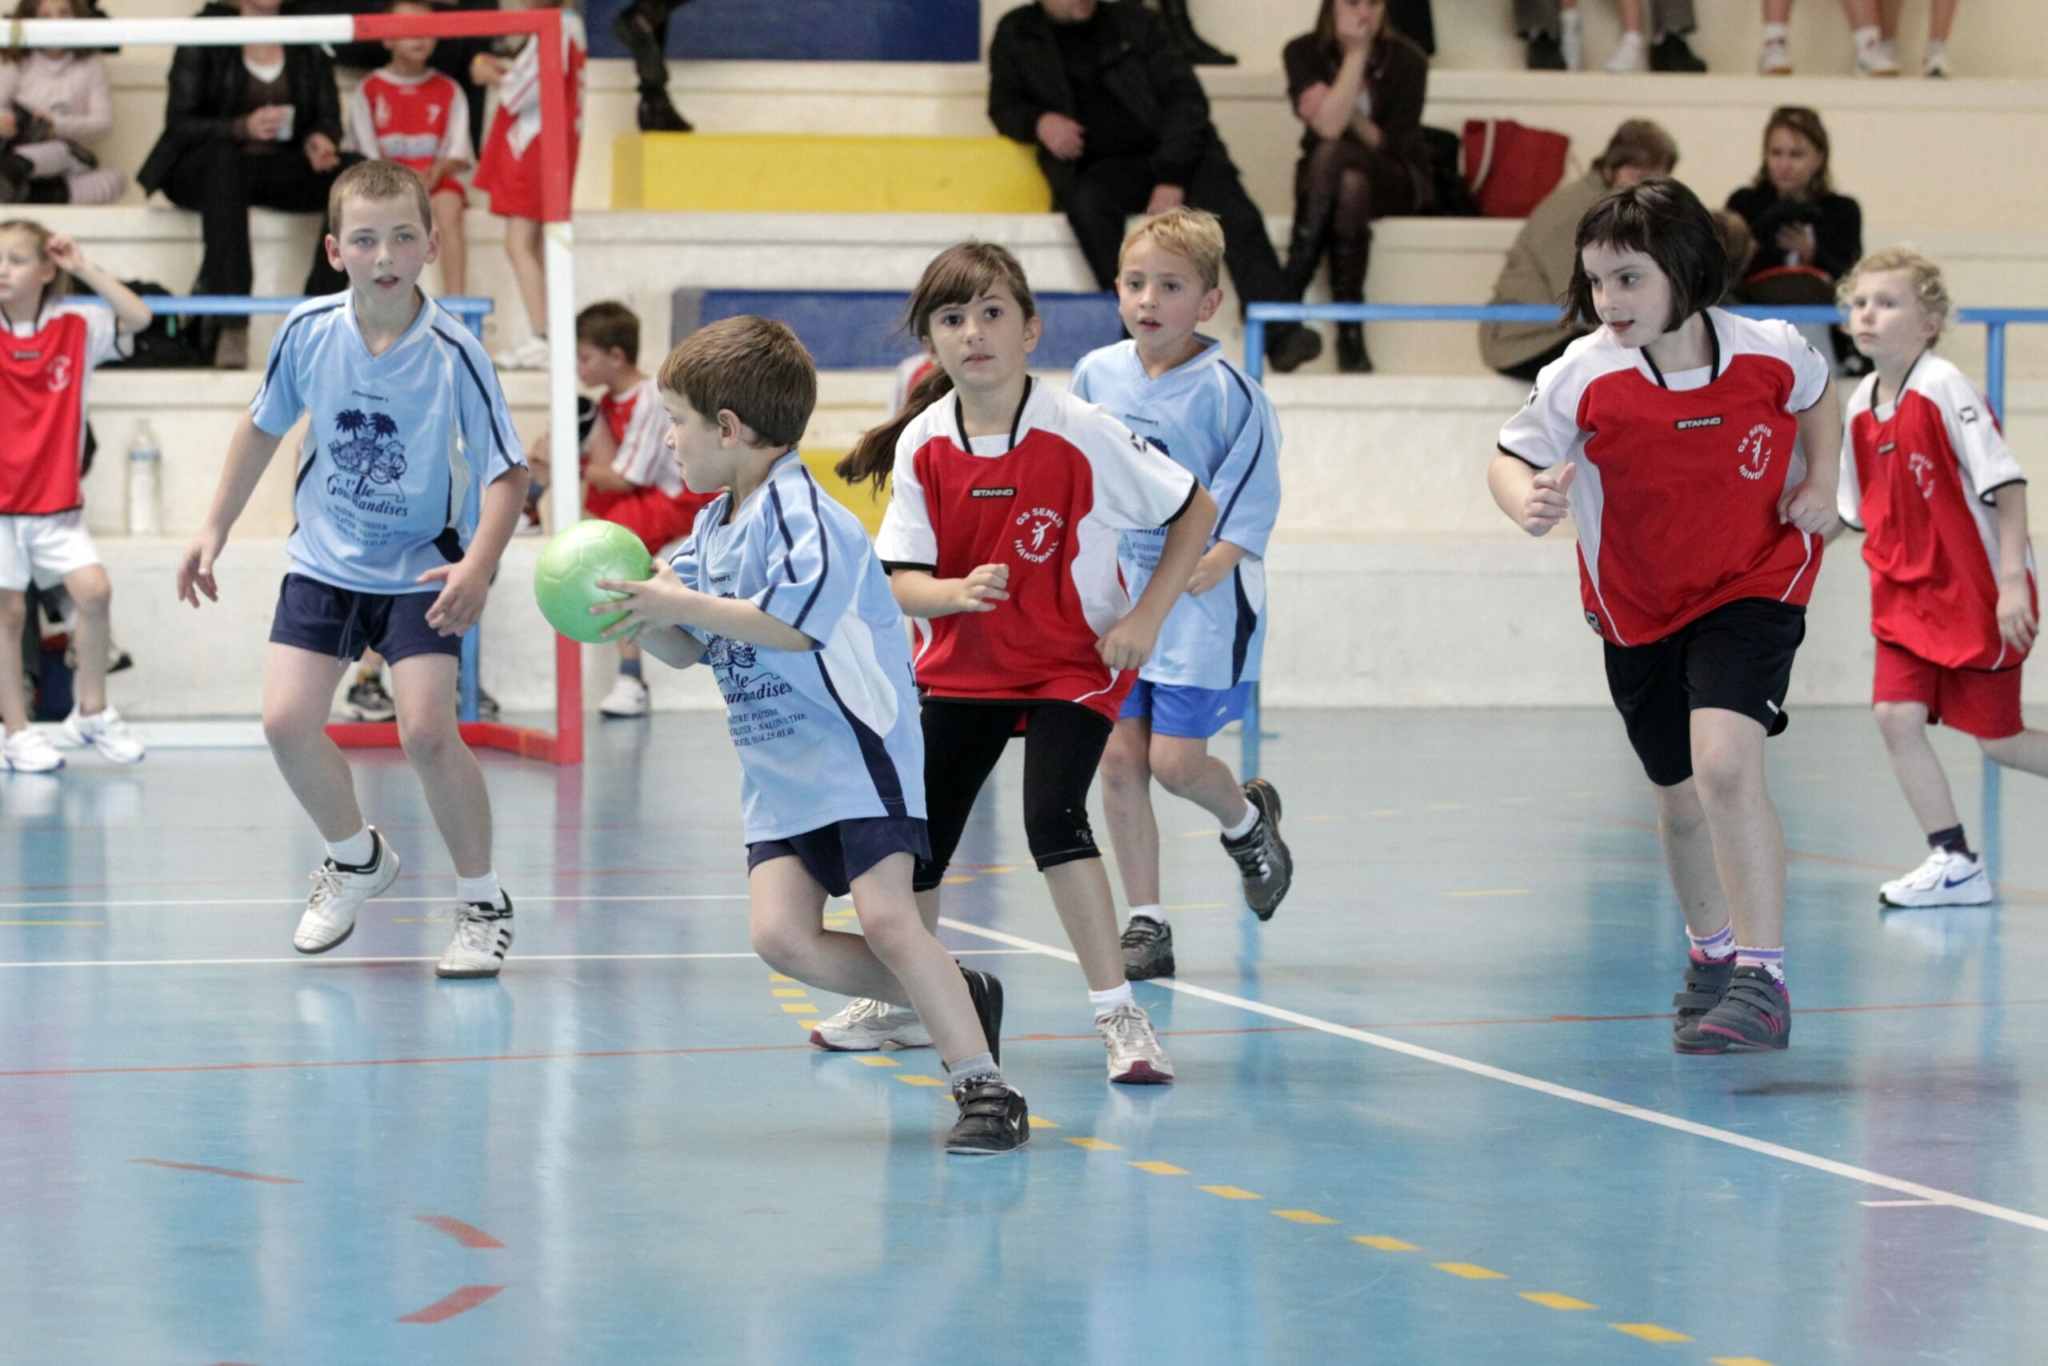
[2,707,2044,1365]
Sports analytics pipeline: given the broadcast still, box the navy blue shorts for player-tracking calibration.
[747,816,932,898]
[269,573,462,666]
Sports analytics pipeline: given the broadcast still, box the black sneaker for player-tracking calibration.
[1649,33,1708,71]
[1696,966,1791,1051]
[1222,778,1293,921]
[1526,33,1567,69]
[346,674,396,722]
[1265,323,1323,374]
[1121,916,1176,980]
[959,965,1004,1065]
[946,1080,1030,1155]
[1672,952,1736,1054]
[635,92,692,133]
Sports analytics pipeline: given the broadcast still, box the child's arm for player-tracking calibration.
[1193,381,1283,595]
[49,238,151,335]
[1188,541,1246,596]
[595,562,815,652]
[1489,452,1575,535]
[889,565,1011,619]
[417,465,529,637]
[1994,484,2038,653]
[1781,376,1843,535]
[177,414,283,605]
[1099,484,1218,669]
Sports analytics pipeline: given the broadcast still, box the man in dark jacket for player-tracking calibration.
[137,0,359,366]
[989,0,1320,372]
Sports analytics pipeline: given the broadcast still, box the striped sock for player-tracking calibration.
[1735,946,1785,984]
[1688,922,1736,961]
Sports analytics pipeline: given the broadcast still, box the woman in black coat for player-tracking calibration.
[1724,105,1862,369]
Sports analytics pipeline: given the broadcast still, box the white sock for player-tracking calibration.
[456,871,503,908]
[1852,25,1883,54]
[327,827,376,868]
[1220,804,1259,841]
[1762,22,1788,41]
[1131,902,1167,928]
[1090,983,1135,1020]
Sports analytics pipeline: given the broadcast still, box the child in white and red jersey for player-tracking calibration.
[471,0,584,370]
[0,222,152,772]
[823,241,1218,1085]
[1491,179,1841,1054]
[1835,247,2043,909]
[345,0,476,296]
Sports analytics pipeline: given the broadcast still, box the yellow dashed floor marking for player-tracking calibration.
[1613,1324,1692,1343]
[779,1003,813,1013]
[1198,1185,1262,1200]
[1434,1263,1507,1280]
[1064,1137,1122,1151]
[1521,1293,1595,1311]
[1130,1160,1187,1175]
[1272,1210,1337,1225]
[771,988,807,998]
[892,1074,944,1088]
[1352,1235,1417,1251]
[1026,1115,1059,1130]
[768,973,794,983]
[853,1055,897,1067]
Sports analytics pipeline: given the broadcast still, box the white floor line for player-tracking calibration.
[938,917,2048,1237]
[0,947,1036,970]
[0,894,749,911]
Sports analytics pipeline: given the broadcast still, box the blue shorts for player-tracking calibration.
[269,573,462,666]
[1118,679,1251,739]
[747,816,932,899]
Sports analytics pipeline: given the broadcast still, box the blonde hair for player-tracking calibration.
[1119,207,1225,291]
[658,315,817,448]
[1837,246,1952,337]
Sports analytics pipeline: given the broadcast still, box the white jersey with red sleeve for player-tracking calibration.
[0,301,130,515]
[875,379,1200,719]
[1496,308,1832,646]
[345,68,474,175]
[495,12,585,160]
[1837,353,2034,670]
[595,377,681,496]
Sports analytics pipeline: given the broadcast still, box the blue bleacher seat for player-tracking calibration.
[672,287,1126,371]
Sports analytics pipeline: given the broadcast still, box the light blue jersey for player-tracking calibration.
[669,453,926,842]
[251,291,525,594]
[1069,337,1282,689]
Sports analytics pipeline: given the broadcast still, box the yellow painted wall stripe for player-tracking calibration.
[1613,1324,1692,1343]
[1272,1210,1337,1225]
[1521,1292,1595,1311]
[1434,1263,1508,1280]
[1065,1137,1122,1151]
[1352,1235,1418,1251]
[1199,1185,1263,1200]
[1130,1160,1187,1175]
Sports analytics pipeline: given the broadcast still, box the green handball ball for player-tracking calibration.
[534,519,655,644]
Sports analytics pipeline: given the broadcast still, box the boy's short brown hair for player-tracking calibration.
[658,316,816,448]
[327,158,433,237]
[576,300,640,363]
[1118,207,1226,291]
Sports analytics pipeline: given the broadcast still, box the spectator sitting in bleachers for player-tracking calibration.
[1480,118,1676,381]
[1282,0,1433,374]
[987,0,1323,373]
[1517,0,1705,72]
[0,0,126,204]
[138,0,357,369]
[1726,104,1861,370]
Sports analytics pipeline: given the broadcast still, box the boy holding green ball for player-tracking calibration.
[176,160,529,979]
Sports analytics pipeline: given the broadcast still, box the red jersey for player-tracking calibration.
[345,69,474,177]
[0,301,126,516]
[1497,309,1833,646]
[875,380,1199,719]
[1838,353,2034,671]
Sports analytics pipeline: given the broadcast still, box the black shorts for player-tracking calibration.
[1603,598,1806,788]
[269,573,463,666]
[748,816,931,899]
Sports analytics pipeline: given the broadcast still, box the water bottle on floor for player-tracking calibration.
[127,419,161,537]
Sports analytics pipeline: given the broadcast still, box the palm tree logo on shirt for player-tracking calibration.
[1013,506,1066,564]
[326,407,410,509]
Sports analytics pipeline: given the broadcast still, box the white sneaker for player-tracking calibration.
[810,997,932,1051]
[1758,35,1792,74]
[1559,9,1583,70]
[1,727,63,773]
[1854,38,1900,76]
[1923,42,1950,77]
[494,335,551,370]
[63,706,145,764]
[598,674,651,718]
[1604,32,1646,73]
[293,830,401,953]
[437,896,515,978]
[1097,1003,1175,1085]
[1879,848,1991,908]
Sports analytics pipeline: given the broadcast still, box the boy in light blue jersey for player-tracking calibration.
[594,316,1027,1156]
[176,161,529,980]
[1072,209,1295,980]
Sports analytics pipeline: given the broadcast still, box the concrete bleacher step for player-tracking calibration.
[612,132,1048,212]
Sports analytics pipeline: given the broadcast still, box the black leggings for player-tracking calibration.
[913,699,1115,893]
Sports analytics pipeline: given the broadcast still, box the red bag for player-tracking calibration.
[1462,119,1570,218]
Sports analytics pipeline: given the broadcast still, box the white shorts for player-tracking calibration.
[0,510,101,592]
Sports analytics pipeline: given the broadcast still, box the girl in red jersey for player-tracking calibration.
[1835,247,2042,909]
[0,222,153,772]
[832,242,1217,1084]
[1490,179,1841,1053]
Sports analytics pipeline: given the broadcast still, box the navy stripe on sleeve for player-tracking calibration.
[1215,367,1266,540]
[430,325,510,465]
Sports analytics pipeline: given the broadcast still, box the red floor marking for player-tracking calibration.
[416,1215,505,1249]
[131,1158,301,1185]
[397,1284,502,1324]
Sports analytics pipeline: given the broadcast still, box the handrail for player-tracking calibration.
[77,293,494,340]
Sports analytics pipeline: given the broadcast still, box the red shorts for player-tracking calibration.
[428,174,467,206]
[586,485,710,557]
[1873,639,2025,740]
[473,108,580,220]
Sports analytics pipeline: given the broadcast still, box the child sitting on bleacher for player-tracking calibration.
[0,0,126,205]
[344,0,475,295]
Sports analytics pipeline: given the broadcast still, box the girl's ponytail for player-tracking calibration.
[839,363,954,492]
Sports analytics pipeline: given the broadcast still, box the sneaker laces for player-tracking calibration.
[307,863,346,913]
[1097,1003,1154,1050]
[450,903,508,952]
[1224,823,1273,879]
[1120,918,1167,950]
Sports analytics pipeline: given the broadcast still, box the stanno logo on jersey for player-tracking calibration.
[1878,441,1897,454]
[970,486,1017,499]
[1675,415,1722,431]
[1736,423,1774,481]
[1013,506,1065,564]
[324,407,410,514]
[1908,451,1937,499]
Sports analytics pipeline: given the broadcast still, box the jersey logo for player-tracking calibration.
[44,354,71,394]
[1878,441,1897,454]
[1674,415,1722,431]
[1585,610,1602,634]
[1908,452,1937,500]
[970,486,1016,499]
[326,407,410,513]
[1959,405,1980,425]
[1013,506,1065,564]
[1736,424,1774,482]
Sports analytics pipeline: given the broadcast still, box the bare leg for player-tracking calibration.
[60,563,113,716]
[1044,858,1128,992]
[0,589,29,734]
[1652,777,1732,937]
[431,189,467,297]
[390,652,492,877]
[1149,733,1251,826]
[1617,0,1646,33]
[1689,707,1785,948]
[1839,0,1883,28]
[1980,728,2048,777]
[503,216,547,340]
[1927,0,1957,41]
[1874,701,1961,833]
[1763,0,1792,24]
[750,856,905,1004]
[262,643,362,840]
[1099,717,1162,909]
